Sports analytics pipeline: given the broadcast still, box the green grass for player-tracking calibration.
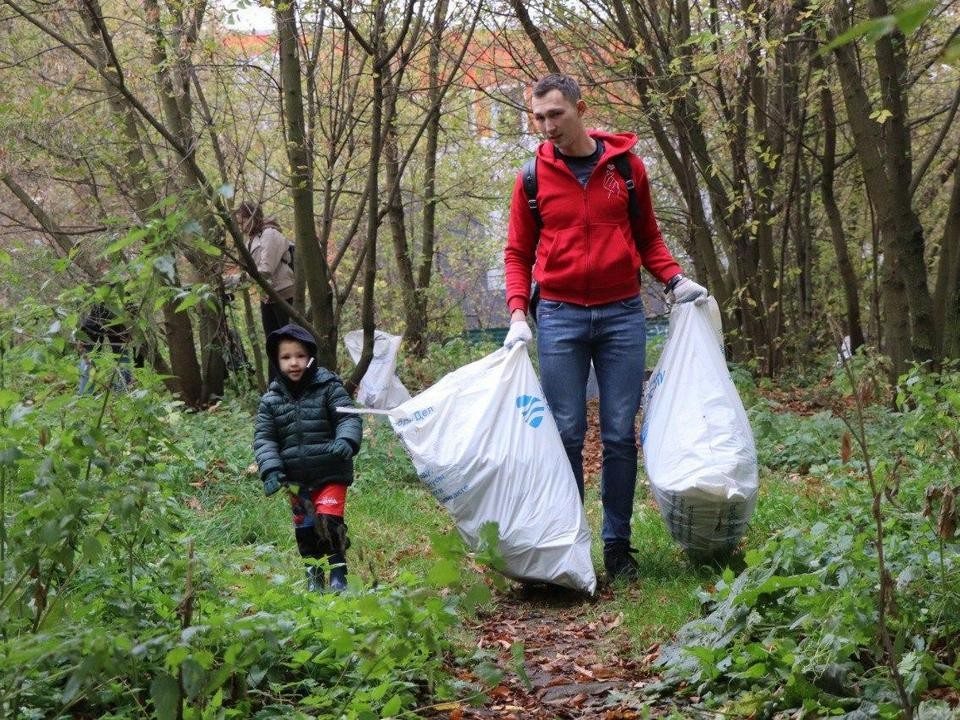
[169,387,833,664]
[349,420,454,583]
[172,404,457,589]
[572,464,831,650]
[153,374,918,718]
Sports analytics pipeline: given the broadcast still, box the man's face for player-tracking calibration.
[531,89,587,154]
[277,339,311,381]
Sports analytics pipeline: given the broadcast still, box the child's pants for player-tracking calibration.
[290,484,349,559]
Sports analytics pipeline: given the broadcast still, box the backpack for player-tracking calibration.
[520,153,643,320]
[285,243,295,271]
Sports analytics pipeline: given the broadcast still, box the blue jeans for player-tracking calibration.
[537,295,646,548]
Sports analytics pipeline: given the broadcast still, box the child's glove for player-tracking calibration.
[327,439,354,459]
[262,472,284,496]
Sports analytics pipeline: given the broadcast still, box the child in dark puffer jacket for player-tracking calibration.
[254,324,362,592]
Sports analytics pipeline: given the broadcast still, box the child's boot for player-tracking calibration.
[306,564,325,592]
[328,553,347,592]
[318,515,349,592]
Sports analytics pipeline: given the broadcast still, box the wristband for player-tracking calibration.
[664,273,684,293]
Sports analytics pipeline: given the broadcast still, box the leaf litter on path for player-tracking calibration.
[423,584,686,719]
[422,402,695,717]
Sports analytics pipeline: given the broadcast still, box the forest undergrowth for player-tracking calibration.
[1,318,958,719]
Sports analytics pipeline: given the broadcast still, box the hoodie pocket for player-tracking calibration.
[589,223,637,283]
[539,224,586,287]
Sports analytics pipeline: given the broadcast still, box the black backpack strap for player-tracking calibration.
[521,157,543,230]
[613,153,642,221]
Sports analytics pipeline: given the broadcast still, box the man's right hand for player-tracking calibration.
[263,472,283,497]
[503,318,533,348]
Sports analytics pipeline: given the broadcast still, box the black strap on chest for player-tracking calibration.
[521,153,641,233]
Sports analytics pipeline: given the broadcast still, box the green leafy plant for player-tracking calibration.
[654,363,960,718]
[0,303,508,719]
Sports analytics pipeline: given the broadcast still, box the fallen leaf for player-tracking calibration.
[601,612,624,630]
[427,701,460,713]
[841,431,852,463]
[573,663,596,680]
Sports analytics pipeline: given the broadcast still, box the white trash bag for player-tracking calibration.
[344,329,411,410]
[641,298,758,560]
[348,344,596,594]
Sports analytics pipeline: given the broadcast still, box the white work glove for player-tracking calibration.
[668,276,709,306]
[503,319,533,348]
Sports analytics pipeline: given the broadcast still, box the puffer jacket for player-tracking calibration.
[254,364,363,489]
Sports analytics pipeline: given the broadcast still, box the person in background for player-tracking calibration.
[502,74,708,582]
[253,323,362,593]
[233,201,295,381]
[77,303,138,393]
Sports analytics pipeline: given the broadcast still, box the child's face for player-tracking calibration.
[277,339,311,381]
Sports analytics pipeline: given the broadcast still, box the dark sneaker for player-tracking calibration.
[604,545,640,581]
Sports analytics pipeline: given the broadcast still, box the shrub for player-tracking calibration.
[654,365,960,718]
[0,309,498,719]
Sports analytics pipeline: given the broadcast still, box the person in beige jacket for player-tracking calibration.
[234,201,295,381]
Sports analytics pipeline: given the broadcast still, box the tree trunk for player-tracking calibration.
[410,0,450,357]
[383,78,422,357]
[144,0,226,402]
[830,0,934,376]
[164,303,204,402]
[276,0,337,369]
[870,0,935,364]
[819,73,865,351]
[77,0,205,404]
[345,3,390,391]
[934,153,960,357]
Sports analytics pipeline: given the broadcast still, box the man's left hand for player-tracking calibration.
[670,277,709,306]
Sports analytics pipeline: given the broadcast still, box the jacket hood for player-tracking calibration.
[266,323,318,364]
[537,129,638,165]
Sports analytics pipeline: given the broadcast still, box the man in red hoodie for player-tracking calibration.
[503,74,708,581]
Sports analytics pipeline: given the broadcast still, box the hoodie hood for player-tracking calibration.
[266,323,318,365]
[536,129,637,166]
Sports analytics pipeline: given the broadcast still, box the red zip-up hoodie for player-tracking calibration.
[504,130,683,314]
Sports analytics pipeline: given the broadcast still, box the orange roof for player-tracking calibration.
[217,32,275,57]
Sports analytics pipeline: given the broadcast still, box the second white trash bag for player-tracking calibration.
[343,329,411,410]
[641,298,758,560]
[388,343,596,594]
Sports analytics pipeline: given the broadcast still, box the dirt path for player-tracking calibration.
[423,585,673,719]
[424,402,692,719]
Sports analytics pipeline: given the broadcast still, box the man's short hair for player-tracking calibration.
[532,74,581,103]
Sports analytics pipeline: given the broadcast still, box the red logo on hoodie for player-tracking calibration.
[602,163,622,200]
